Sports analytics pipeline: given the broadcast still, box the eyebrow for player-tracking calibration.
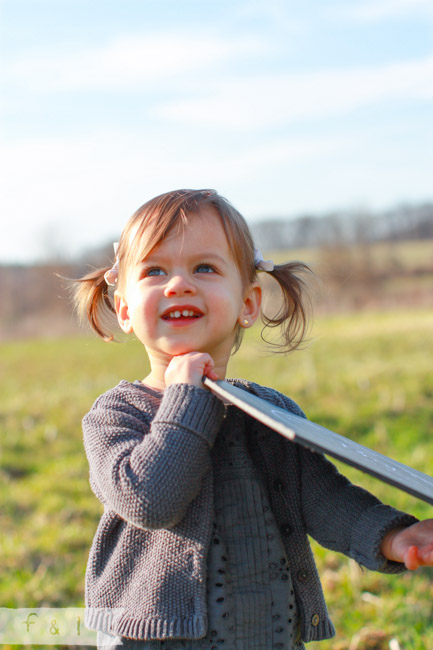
[139,251,231,267]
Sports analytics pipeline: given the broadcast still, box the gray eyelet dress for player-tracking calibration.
[97,407,305,650]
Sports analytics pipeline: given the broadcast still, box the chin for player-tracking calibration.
[165,343,200,356]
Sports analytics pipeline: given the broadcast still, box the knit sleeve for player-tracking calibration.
[297,445,418,573]
[82,382,225,530]
[242,381,419,574]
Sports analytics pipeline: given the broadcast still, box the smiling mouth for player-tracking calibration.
[162,309,203,320]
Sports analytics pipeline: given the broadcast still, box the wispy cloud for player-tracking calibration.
[155,55,433,130]
[2,32,266,93]
[0,126,350,261]
[333,0,433,23]
[234,0,308,34]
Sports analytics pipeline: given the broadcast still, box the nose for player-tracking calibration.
[164,272,196,297]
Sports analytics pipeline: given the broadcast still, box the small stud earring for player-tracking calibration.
[243,319,249,326]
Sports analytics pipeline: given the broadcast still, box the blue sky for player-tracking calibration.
[1,0,432,263]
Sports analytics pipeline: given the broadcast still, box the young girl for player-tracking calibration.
[74,189,433,650]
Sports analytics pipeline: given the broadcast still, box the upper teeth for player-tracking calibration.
[169,310,196,318]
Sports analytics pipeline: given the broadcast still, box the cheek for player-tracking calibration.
[131,291,159,325]
[214,286,244,318]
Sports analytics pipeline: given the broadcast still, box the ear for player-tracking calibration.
[114,291,134,334]
[238,282,262,328]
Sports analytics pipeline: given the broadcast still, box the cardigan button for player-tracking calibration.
[273,479,285,492]
[311,613,320,626]
[280,522,293,535]
[297,569,310,583]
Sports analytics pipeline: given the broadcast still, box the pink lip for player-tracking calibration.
[161,304,204,320]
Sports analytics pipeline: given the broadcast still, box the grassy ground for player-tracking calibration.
[1,307,433,649]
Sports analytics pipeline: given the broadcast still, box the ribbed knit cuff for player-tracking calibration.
[153,383,225,447]
[85,607,208,641]
[350,503,419,573]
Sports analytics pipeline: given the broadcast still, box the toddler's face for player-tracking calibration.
[115,206,259,369]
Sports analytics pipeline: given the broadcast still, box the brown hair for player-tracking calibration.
[73,188,312,352]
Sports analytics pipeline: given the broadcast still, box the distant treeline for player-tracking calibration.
[250,201,433,251]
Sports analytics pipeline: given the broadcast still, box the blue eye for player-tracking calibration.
[146,267,166,277]
[195,263,215,273]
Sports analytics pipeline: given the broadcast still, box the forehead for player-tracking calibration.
[136,206,234,264]
[162,206,231,250]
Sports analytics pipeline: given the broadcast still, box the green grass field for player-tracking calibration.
[1,307,433,649]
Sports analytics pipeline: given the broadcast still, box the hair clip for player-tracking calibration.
[254,248,274,272]
[104,242,120,286]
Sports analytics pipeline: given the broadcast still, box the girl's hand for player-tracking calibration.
[381,519,433,570]
[165,352,219,388]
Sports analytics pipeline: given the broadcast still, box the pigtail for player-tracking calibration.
[72,267,117,341]
[260,261,312,353]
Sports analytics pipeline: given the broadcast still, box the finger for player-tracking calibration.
[405,545,421,571]
[417,543,433,566]
[202,358,218,381]
[203,367,219,380]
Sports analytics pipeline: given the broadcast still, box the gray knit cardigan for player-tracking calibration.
[82,379,417,644]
